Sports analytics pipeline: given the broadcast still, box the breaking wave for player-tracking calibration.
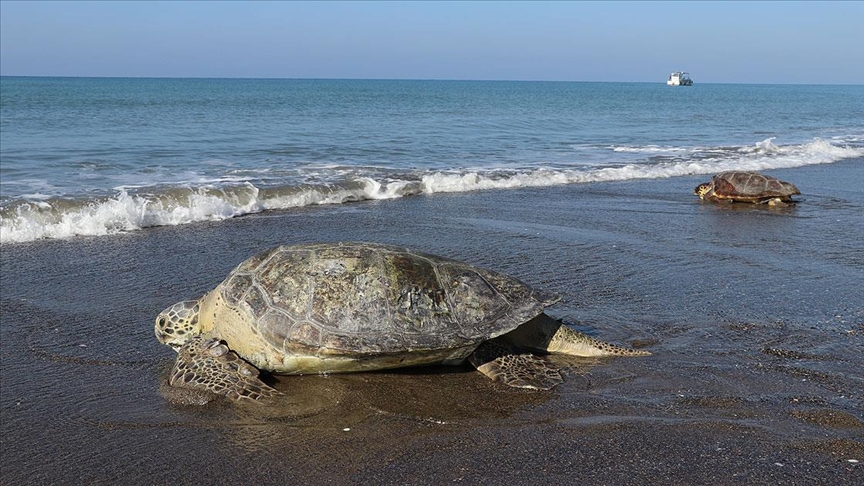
[2,138,862,244]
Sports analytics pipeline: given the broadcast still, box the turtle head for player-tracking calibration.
[155,300,202,350]
[694,183,711,199]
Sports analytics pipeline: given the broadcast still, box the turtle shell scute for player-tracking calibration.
[254,248,314,318]
[382,252,456,333]
[233,246,282,274]
[241,283,271,319]
[436,262,510,332]
[221,273,254,307]
[308,250,390,335]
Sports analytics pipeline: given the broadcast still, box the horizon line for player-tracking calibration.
[1,74,861,86]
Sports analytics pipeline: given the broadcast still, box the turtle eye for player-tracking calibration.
[158,317,166,327]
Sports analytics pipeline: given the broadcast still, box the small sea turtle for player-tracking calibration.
[694,171,801,206]
[155,242,650,401]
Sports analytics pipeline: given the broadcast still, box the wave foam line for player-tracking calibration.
[422,138,863,192]
[1,138,861,244]
[0,180,422,244]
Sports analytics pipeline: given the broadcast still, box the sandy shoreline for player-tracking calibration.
[1,162,862,484]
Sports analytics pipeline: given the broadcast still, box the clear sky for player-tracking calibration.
[1,1,862,84]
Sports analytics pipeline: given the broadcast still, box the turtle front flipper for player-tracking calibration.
[170,336,281,401]
[468,340,564,390]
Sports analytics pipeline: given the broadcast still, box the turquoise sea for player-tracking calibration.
[1,77,862,243]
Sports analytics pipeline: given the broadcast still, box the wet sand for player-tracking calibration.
[1,161,862,484]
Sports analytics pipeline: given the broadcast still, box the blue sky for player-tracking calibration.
[1,1,862,84]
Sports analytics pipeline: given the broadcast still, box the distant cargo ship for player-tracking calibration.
[667,71,693,86]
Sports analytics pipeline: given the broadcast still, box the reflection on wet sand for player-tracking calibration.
[178,364,561,453]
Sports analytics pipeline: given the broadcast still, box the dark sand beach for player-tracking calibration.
[1,161,862,484]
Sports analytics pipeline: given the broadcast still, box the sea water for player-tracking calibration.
[1,77,862,243]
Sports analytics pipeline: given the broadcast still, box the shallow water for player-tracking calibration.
[3,78,863,243]
[1,161,862,483]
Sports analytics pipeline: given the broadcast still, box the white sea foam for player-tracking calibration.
[2,138,861,244]
[611,145,693,154]
[422,139,862,192]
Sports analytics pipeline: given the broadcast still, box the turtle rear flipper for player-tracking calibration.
[469,340,563,390]
[170,337,281,401]
[505,315,652,357]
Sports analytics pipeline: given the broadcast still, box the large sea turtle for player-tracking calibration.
[694,171,801,206]
[155,242,651,401]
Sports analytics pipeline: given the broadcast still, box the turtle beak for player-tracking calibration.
[156,330,182,351]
